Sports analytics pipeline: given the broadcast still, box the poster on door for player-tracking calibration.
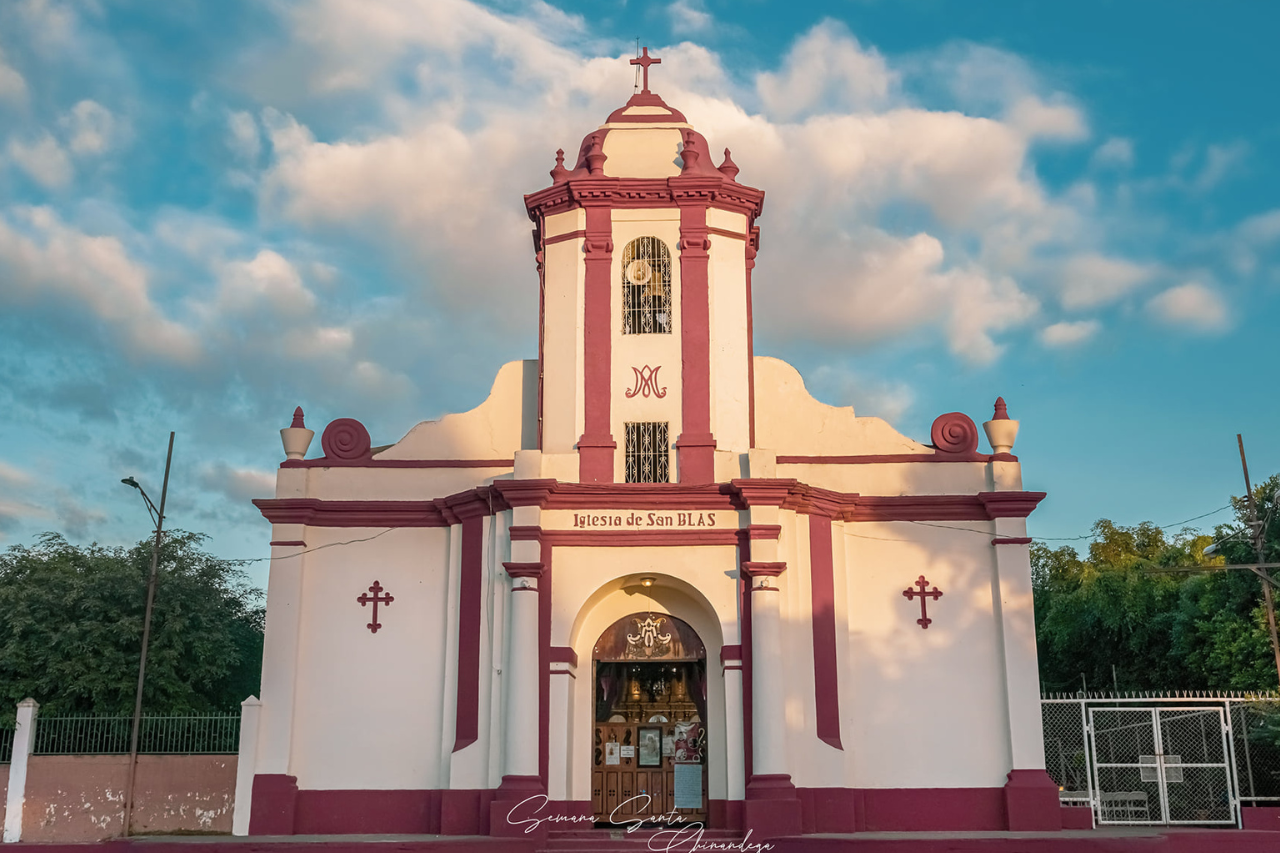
[673,721,703,762]
[674,762,702,809]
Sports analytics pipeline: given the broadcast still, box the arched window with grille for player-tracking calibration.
[621,237,673,335]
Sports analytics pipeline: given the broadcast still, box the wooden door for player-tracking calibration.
[592,723,706,825]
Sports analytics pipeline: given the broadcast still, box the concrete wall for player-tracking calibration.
[21,755,236,842]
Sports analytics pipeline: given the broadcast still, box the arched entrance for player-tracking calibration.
[591,612,708,825]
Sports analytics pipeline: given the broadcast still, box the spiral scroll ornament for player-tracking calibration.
[930,412,980,454]
[321,417,372,461]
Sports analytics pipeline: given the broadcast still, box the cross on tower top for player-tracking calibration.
[630,47,661,94]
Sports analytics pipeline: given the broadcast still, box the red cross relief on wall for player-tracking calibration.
[902,575,942,630]
[357,580,394,634]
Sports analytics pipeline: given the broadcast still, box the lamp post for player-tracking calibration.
[119,431,175,838]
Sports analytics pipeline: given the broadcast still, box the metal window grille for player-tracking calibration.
[31,713,240,755]
[621,236,673,335]
[0,724,13,763]
[625,422,670,483]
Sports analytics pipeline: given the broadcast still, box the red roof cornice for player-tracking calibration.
[524,175,766,225]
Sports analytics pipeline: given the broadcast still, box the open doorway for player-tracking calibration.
[591,613,708,825]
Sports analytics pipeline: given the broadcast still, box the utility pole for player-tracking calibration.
[121,432,175,837]
[1238,434,1280,685]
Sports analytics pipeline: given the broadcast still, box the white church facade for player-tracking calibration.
[236,55,1061,840]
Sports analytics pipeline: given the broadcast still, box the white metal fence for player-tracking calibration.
[1043,692,1280,827]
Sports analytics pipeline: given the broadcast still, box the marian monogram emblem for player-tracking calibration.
[625,365,667,399]
[626,615,672,658]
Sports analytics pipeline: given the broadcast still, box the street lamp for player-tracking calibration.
[118,432,175,838]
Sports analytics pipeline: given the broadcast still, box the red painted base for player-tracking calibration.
[1060,806,1093,829]
[745,774,803,839]
[248,773,298,835]
[1242,807,1280,830]
[709,798,745,830]
[490,776,547,840]
[769,831,1280,853]
[1003,769,1062,830]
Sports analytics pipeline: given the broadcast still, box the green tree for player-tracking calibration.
[1033,511,1278,694]
[0,531,263,715]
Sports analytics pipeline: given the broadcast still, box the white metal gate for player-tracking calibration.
[1088,706,1238,825]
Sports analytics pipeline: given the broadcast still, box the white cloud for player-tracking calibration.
[0,206,200,361]
[0,498,50,539]
[0,460,36,488]
[226,110,261,162]
[199,463,276,503]
[756,20,895,119]
[1005,96,1087,142]
[60,100,119,156]
[808,364,914,423]
[6,133,73,188]
[1039,319,1099,348]
[1092,137,1134,169]
[215,249,317,316]
[1059,253,1156,309]
[248,0,1143,366]
[667,0,712,35]
[1192,142,1248,192]
[0,49,27,102]
[1146,282,1229,332]
[1237,209,1280,246]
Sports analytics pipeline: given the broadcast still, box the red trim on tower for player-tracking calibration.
[542,229,586,246]
[992,536,1034,546]
[605,91,688,124]
[720,643,742,663]
[525,177,766,222]
[707,226,747,241]
[675,193,715,483]
[536,232,546,451]
[579,205,615,483]
[269,540,307,547]
[807,513,842,751]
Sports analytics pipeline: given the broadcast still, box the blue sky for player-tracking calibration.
[1,0,1277,590]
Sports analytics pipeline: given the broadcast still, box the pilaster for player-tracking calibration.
[579,204,616,483]
[492,562,547,837]
[742,562,802,839]
[674,195,715,483]
[3,698,38,842]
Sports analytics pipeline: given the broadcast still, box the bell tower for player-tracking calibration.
[523,51,766,485]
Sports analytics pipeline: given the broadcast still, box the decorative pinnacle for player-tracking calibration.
[993,397,1009,420]
[550,148,569,183]
[718,148,740,180]
[291,406,306,428]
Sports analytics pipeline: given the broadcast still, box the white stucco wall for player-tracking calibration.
[287,527,452,789]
